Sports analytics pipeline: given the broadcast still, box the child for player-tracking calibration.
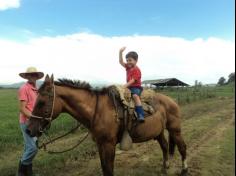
[119,47,145,122]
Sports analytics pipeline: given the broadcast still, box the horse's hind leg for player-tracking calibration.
[171,129,188,175]
[155,131,169,171]
[167,113,188,175]
[169,132,176,157]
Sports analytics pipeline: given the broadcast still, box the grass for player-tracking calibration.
[0,84,235,176]
[199,127,235,176]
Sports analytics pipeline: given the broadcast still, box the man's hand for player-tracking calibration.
[19,100,32,118]
[119,46,126,53]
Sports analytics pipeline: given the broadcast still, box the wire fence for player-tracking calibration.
[154,85,235,105]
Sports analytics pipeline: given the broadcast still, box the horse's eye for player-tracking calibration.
[37,101,45,108]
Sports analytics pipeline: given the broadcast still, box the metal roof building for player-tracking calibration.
[142,78,189,87]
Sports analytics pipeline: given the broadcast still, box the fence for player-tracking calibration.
[155,85,235,105]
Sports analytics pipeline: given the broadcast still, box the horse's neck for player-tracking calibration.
[56,86,97,128]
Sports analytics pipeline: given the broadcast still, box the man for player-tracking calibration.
[18,67,44,176]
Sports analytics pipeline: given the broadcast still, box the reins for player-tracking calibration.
[31,84,99,154]
[40,126,90,154]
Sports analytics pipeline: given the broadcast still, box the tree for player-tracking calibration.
[227,72,235,83]
[194,80,202,87]
[217,77,226,86]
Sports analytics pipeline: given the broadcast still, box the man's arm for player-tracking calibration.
[19,101,32,118]
[119,47,126,68]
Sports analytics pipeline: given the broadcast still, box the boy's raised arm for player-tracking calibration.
[119,47,126,68]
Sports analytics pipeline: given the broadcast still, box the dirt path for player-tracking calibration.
[186,115,234,175]
[113,98,235,176]
[60,98,235,176]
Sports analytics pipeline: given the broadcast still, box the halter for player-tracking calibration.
[31,83,56,128]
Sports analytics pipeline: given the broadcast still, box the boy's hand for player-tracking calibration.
[119,47,126,53]
[123,84,128,88]
[119,46,126,68]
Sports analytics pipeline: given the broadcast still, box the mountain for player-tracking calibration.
[0,81,43,89]
[0,80,111,89]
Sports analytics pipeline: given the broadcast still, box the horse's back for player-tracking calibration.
[155,93,180,118]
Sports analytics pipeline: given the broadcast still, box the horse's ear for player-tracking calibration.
[45,74,51,85]
[45,74,50,82]
[50,74,54,82]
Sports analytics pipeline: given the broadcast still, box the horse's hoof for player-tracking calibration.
[164,161,170,169]
[180,168,188,176]
[161,167,167,175]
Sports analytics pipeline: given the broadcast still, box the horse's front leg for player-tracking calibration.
[97,140,116,176]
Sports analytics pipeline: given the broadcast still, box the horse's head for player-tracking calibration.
[26,74,56,137]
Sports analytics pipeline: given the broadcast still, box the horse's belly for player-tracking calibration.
[130,114,164,143]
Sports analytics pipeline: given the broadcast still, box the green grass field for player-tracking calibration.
[0,85,235,176]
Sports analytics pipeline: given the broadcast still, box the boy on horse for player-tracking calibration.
[119,47,145,122]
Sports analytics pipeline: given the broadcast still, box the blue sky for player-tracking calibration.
[0,0,235,85]
[0,0,235,40]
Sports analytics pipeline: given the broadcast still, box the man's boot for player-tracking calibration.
[17,161,27,176]
[26,163,33,176]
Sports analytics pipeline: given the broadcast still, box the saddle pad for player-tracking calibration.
[110,85,156,115]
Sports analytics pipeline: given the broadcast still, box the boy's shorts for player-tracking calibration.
[129,87,143,96]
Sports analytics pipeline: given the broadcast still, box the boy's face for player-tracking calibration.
[126,57,137,68]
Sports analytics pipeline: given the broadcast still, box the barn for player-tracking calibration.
[142,78,189,88]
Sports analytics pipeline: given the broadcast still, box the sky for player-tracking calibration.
[0,0,235,85]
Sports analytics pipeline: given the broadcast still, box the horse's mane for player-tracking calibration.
[55,78,92,90]
[54,78,109,94]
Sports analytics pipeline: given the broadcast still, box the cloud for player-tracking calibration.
[0,0,20,11]
[0,33,235,85]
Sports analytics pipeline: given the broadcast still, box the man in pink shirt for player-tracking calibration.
[18,67,44,176]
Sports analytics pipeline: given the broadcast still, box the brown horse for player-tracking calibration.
[26,75,188,176]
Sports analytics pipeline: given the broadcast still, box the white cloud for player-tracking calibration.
[0,33,235,85]
[0,0,20,10]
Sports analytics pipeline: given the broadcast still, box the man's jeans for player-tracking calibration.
[20,123,38,165]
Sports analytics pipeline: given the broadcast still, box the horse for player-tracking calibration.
[26,75,188,176]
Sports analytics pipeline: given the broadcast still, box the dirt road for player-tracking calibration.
[55,97,235,176]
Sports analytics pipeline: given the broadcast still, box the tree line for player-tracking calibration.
[217,72,235,86]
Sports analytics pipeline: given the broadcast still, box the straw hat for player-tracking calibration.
[19,67,44,80]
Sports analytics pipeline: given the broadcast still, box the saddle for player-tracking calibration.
[108,85,157,151]
[108,85,156,120]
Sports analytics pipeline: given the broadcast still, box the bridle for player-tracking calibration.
[31,83,56,132]
[29,83,100,154]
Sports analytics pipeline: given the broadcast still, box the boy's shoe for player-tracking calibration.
[138,115,145,123]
